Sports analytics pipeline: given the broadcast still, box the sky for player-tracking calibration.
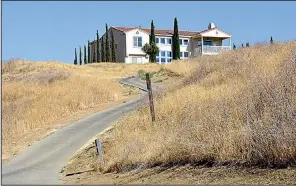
[2,1,296,63]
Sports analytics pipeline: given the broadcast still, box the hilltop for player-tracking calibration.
[62,41,296,184]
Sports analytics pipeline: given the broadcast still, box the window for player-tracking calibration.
[167,51,172,58]
[133,37,137,47]
[138,37,142,46]
[184,52,189,58]
[132,57,137,64]
[184,39,189,45]
[180,52,183,57]
[166,38,172,44]
[133,36,142,47]
[203,41,212,46]
[155,38,159,43]
[160,38,166,44]
[156,50,172,64]
[179,39,183,45]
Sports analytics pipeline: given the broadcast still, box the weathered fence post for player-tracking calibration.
[146,73,155,122]
[95,139,104,164]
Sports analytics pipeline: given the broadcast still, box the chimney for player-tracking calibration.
[208,22,216,29]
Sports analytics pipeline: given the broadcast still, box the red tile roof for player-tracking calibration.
[112,26,200,37]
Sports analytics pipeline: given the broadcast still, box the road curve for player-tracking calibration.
[2,77,149,185]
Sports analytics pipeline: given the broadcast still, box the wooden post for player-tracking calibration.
[95,139,104,164]
[146,73,155,122]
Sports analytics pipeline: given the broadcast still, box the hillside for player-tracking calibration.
[2,61,159,162]
[62,41,296,184]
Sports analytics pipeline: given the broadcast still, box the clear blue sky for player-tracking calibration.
[2,1,296,63]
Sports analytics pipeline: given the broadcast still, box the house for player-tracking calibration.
[89,22,232,64]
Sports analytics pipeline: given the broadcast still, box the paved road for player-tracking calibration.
[2,77,149,185]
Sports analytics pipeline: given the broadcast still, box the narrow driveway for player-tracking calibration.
[2,77,149,185]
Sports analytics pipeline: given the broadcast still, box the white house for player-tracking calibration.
[89,22,232,64]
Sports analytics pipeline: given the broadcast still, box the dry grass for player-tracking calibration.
[2,60,159,161]
[96,42,296,172]
[62,126,296,185]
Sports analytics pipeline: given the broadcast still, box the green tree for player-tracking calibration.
[79,46,82,65]
[101,37,105,62]
[96,30,100,62]
[246,42,250,47]
[142,43,151,56]
[270,36,273,44]
[142,42,159,61]
[172,17,180,60]
[92,41,96,63]
[88,40,90,64]
[149,20,157,62]
[241,43,244,48]
[111,29,116,62]
[84,45,87,64]
[233,43,236,50]
[74,48,77,65]
[105,24,110,62]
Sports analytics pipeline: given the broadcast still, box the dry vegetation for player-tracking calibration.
[62,126,296,185]
[92,42,296,173]
[2,60,159,161]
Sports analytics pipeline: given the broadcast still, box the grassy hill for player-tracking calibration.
[2,60,159,161]
[62,41,296,184]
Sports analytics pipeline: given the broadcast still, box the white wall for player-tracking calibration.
[125,28,150,64]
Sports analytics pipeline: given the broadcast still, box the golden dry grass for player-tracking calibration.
[97,42,296,172]
[2,60,159,161]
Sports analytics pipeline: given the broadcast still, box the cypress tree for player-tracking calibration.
[270,36,273,44]
[88,40,90,64]
[172,17,180,60]
[149,20,156,62]
[241,43,244,48]
[233,43,236,50]
[105,23,110,62]
[96,30,100,62]
[111,29,116,62]
[101,37,105,62]
[92,41,96,63]
[246,42,250,47]
[79,46,82,65]
[84,45,87,64]
[74,48,77,65]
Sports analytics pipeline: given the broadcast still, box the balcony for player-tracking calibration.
[193,46,231,57]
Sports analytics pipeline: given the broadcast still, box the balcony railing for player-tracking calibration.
[203,46,231,54]
[193,46,231,57]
